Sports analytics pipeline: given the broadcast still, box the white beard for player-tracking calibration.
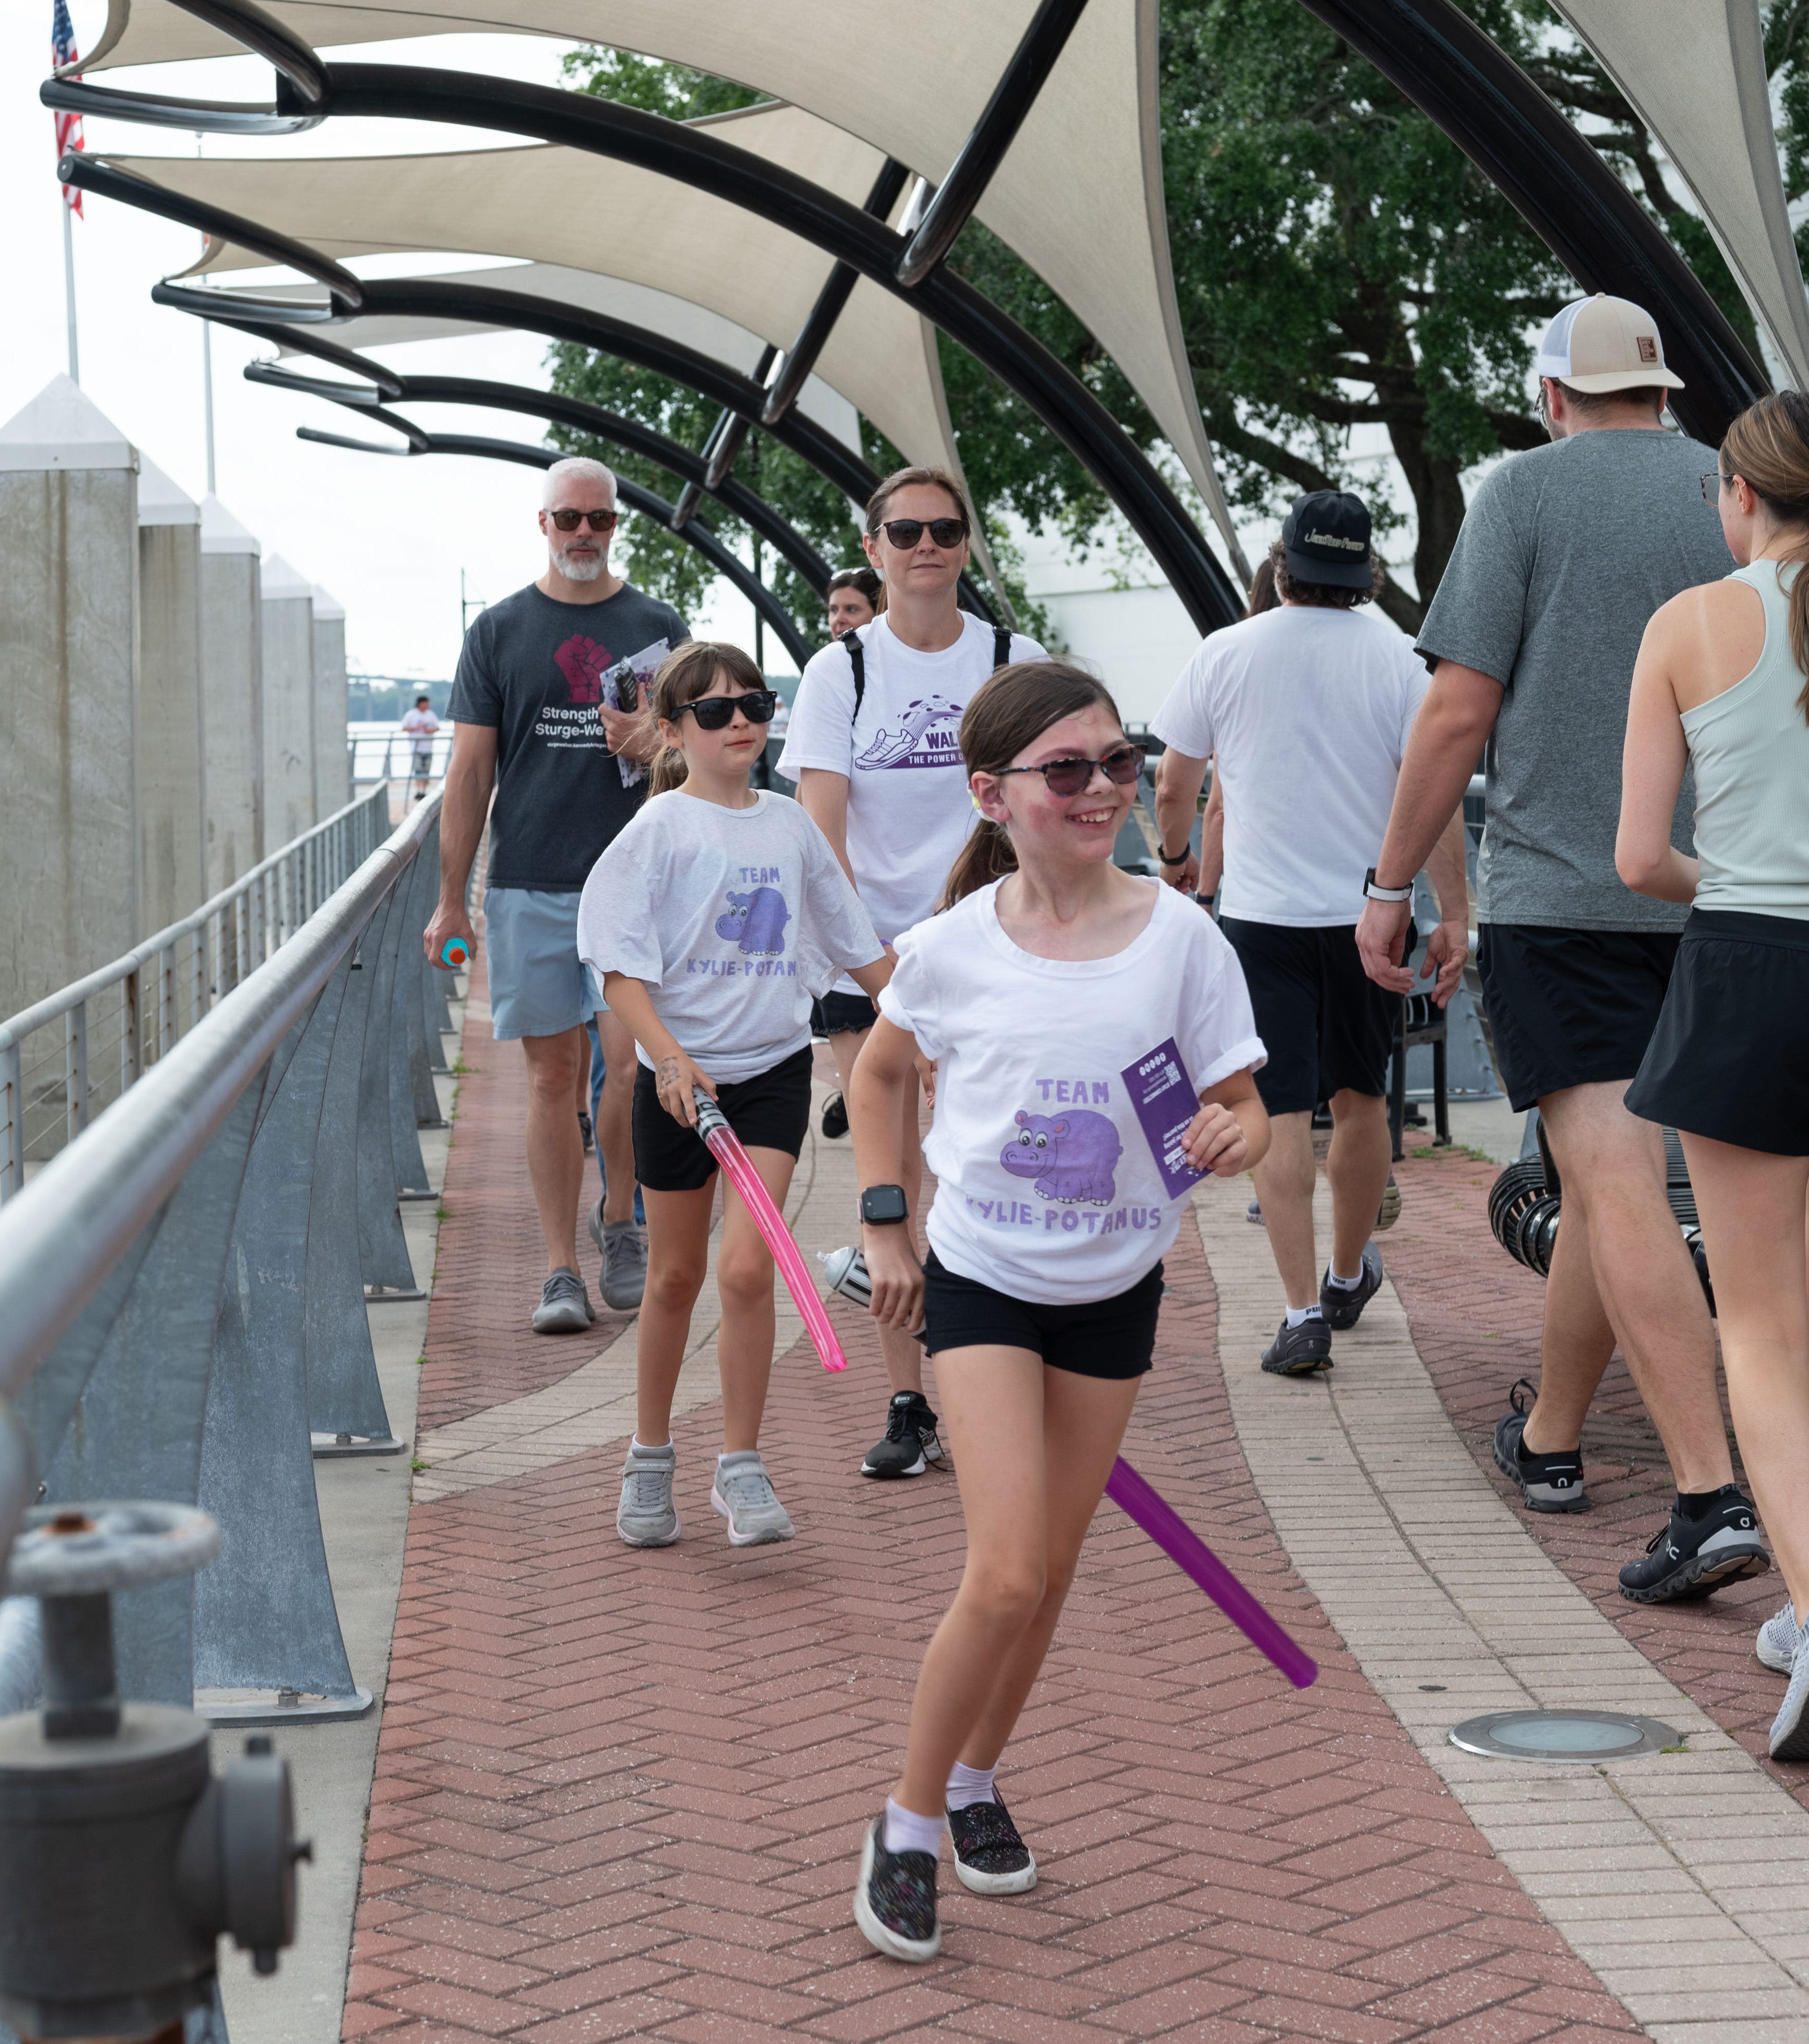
[554,543,606,582]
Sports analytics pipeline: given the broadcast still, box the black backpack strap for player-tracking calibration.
[845,628,866,719]
[993,622,1013,668]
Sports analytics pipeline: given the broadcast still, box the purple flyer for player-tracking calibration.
[1121,1038,1202,1200]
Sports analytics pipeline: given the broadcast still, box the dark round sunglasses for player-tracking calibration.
[873,516,968,550]
[993,743,1145,800]
[675,689,779,731]
[550,507,619,532]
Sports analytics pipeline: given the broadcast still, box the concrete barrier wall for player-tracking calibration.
[138,458,207,935]
[311,586,349,816]
[260,554,316,849]
[200,497,264,886]
[0,377,141,1019]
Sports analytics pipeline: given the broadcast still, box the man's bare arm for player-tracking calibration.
[424,722,498,968]
[1153,745,1210,893]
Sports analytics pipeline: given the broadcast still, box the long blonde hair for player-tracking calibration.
[646,641,767,794]
[939,662,1125,908]
[1720,391,1809,722]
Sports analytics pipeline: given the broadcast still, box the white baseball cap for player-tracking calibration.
[1535,292,1685,394]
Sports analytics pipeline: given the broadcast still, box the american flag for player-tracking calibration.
[52,0,84,216]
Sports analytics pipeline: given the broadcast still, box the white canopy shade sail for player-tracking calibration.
[84,0,1246,580]
[1551,0,1809,391]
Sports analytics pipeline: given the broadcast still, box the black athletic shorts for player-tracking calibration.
[1217,918,1400,1116]
[1476,923,1680,1114]
[631,1045,813,1193]
[1627,910,1809,1155]
[919,1248,1162,1379]
[809,991,878,1037]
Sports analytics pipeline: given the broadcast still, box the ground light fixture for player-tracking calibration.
[1449,1709,1680,1762]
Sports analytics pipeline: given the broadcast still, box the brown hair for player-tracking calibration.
[1245,554,1280,617]
[1720,391,1809,720]
[1555,381,1667,422]
[647,640,768,793]
[1267,537,1375,610]
[865,465,973,538]
[940,661,1124,908]
[826,564,883,617]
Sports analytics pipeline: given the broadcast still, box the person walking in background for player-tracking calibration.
[826,565,883,640]
[583,644,892,1551]
[425,457,688,1332]
[401,693,440,803]
[1356,293,1769,1605]
[1153,491,1469,1377]
[1617,392,1809,1738]
[780,468,1045,1481]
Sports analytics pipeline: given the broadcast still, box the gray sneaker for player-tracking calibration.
[711,1451,795,1546]
[600,1219,647,1312]
[1760,1600,1800,1674]
[617,1441,680,1547]
[532,1265,594,1334]
[1773,1630,1809,1761]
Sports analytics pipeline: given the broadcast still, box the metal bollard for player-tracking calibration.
[0,1503,307,2039]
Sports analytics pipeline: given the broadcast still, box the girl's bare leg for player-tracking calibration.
[635,1182,714,1446]
[714,1146,797,1453]
[834,1027,927,1397]
[894,1348,1140,1816]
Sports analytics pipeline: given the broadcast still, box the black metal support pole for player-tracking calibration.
[764,158,911,428]
[41,73,323,136]
[1293,0,1768,443]
[895,0,1093,289]
[673,342,777,532]
[127,0,327,103]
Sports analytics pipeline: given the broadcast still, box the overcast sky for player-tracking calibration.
[2,5,781,685]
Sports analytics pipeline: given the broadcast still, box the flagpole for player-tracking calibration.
[197,134,215,492]
[62,198,79,385]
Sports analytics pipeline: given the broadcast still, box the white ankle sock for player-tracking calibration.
[883,1797,945,1858]
[1284,1305,1324,1329]
[631,1437,671,1455]
[945,1760,998,1811]
[1326,1266,1363,1289]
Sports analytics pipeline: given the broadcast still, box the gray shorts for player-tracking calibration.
[484,887,605,1041]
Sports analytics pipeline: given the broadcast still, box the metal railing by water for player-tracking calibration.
[349,727,450,787]
[0,786,391,1201]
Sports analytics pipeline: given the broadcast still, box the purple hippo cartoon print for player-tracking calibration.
[1000,1109,1122,1206]
[715,886,792,956]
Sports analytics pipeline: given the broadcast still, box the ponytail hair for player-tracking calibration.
[645,640,767,794]
[1719,390,1809,722]
[939,660,1124,908]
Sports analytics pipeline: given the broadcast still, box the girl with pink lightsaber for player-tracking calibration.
[578,643,891,1553]
[846,662,1271,1963]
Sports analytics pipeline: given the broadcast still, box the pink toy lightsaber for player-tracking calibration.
[694,1090,847,1373]
[1104,1457,1317,1689]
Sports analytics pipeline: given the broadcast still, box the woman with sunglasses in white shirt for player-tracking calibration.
[779,468,1045,1484]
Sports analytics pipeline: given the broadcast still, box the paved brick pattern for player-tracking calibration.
[345,1067,1641,2039]
[1383,1140,1801,1802]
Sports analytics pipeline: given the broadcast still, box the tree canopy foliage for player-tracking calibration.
[549,10,1806,642]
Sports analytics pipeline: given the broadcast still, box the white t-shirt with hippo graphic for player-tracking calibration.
[578,790,884,1084]
[777,612,1046,947]
[880,881,1266,1304]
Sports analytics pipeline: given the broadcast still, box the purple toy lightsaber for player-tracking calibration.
[1104,1457,1317,1689]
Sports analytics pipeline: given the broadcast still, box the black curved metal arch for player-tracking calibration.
[245,355,835,594]
[266,63,1244,631]
[297,416,817,670]
[42,75,322,134]
[1294,0,1768,444]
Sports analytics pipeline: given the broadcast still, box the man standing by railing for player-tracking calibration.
[401,694,440,804]
[427,458,688,1332]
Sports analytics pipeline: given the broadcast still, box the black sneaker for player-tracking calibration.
[947,1796,1036,1896]
[577,1108,593,1153]
[1319,1241,1382,1331]
[862,1391,944,1478]
[1491,1378,1588,1513]
[853,1816,939,1962]
[1619,1487,1771,1604]
[821,1091,849,1139]
[1261,1314,1332,1376]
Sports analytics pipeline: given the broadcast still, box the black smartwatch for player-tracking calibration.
[860,1184,909,1226]
[1157,845,1192,867]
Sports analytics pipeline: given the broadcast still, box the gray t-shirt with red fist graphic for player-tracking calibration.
[449,581,689,891]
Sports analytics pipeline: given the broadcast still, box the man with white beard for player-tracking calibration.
[427,458,688,1329]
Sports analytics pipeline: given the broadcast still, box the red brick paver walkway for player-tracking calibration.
[341,1055,1644,2039]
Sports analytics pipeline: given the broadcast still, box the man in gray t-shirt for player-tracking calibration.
[1355,293,1766,1607]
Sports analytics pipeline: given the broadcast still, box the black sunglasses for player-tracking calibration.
[993,744,1145,800]
[873,516,968,550]
[550,507,619,532]
[675,689,779,730]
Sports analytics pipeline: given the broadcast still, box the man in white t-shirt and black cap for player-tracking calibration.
[1153,489,1470,1375]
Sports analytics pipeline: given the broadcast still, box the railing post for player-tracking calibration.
[160,945,177,1062]
[386,851,438,1190]
[353,885,421,1297]
[399,839,445,1129]
[0,1041,20,1203]
[420,818,455,1060]
[122,967,142,1094]
[65,1002,88,1143]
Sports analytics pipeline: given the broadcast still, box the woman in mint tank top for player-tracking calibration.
[1617,390,1809,1763]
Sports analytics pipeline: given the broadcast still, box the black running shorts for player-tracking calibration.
[919,1249,1162,1379]
[809,991,879,1037]
[1476,923,1680,1114]
[1627,909,1809,1155]
[1217,918,1399,1116]
[631,1045,814,1193]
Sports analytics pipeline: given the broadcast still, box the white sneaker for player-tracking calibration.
[617,1441,680,1547]
[711,1452,795,1546]
[1759,1600,1800,1674]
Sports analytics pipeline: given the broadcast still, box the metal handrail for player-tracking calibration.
[0,791,441,1400]
[0,786,390,1200]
